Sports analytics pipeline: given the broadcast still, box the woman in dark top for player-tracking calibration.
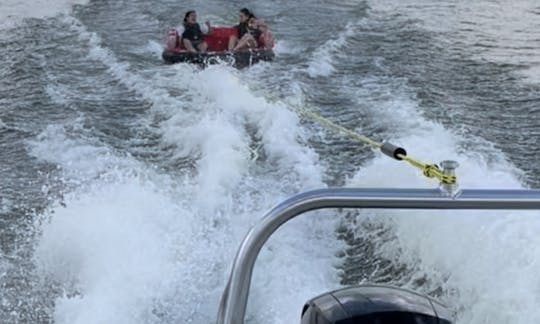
[182,10,212,53]
[228,8,267,51]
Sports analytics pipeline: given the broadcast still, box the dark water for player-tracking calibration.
[1,0,539,323]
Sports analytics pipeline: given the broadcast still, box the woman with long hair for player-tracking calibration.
[228,8,269,51]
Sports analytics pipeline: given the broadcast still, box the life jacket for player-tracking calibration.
[260,30,275,49]
[237,22,249,38]
[183,23,203,42]
[166,29,180,49]
[237,22,261,40]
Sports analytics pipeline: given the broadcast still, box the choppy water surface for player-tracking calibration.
[1,0,539,323]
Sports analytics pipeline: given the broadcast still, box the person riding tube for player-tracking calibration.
[182,10,213,53]
[228,8,267,51]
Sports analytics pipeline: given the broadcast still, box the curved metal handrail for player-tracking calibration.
[216,187,540,324]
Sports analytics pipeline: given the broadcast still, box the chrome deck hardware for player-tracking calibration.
[440,160,460,196]
[217,187,540,324]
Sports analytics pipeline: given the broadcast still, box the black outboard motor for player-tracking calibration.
[301,285,454,324]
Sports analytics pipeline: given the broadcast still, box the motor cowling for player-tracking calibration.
[300,285,454,324]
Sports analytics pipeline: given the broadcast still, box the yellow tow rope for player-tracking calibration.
[278,100,457,185]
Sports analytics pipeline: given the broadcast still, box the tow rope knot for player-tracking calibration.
[441,173,457,185]
[422,164,440,179]
[421,164,456,184]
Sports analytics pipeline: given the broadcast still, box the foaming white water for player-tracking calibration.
[31,121,338,324]
[65,14,272,204]
[168,66,323,186]
[35,180,187,324]
[27,123,197,323]
[65,14,316,183]
[66,15,320,203]
[156,65,338,323]
[28,120,187,322]
[306,21,359,78]
[0,118,6,129]
[346,90,540,323]
[144,40,164,59]
[29,123,137,181]
[0,0,88,26]
[31,17,341,324]
[273,40,303,55]
[152,62,337,323]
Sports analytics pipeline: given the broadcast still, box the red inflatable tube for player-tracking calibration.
[165,27,274,53]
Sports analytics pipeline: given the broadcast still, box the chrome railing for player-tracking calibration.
[216,162,540,324]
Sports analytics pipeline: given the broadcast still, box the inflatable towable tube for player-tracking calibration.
[162,27,275,67]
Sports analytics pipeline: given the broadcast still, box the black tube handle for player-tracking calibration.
[381,142,407,160]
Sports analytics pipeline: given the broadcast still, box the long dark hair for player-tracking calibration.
[183,10,195,24]
[240,8,256,20]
